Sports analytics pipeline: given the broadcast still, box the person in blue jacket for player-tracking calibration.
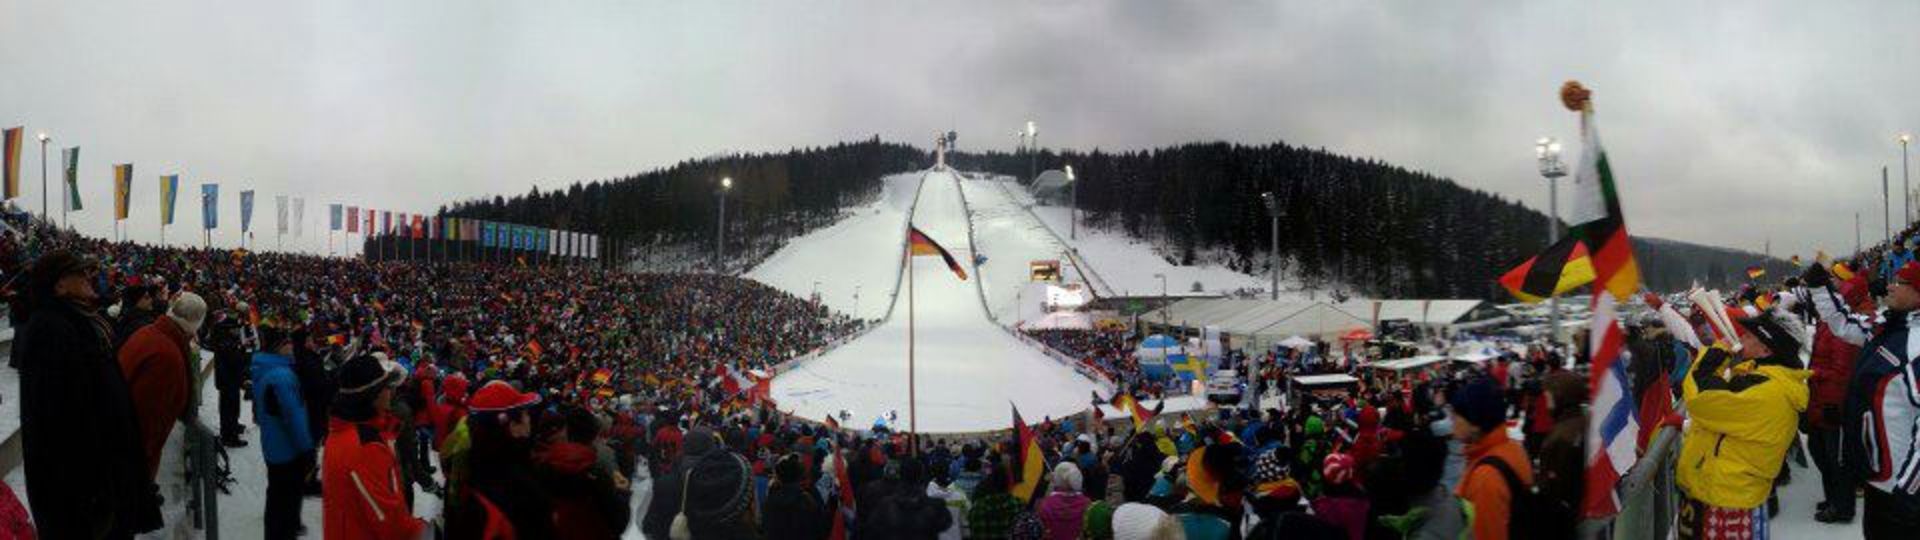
[252,324,314,539]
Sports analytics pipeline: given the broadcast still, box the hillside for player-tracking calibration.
[443,139,1785,298]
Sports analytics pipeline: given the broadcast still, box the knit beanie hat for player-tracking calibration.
[1051,461,1083,493]
[167,292,207,336]
[1446,377,1507,432]
[1081,500,1116,540]
[1111,503,1178,540]
[685,452,753,525]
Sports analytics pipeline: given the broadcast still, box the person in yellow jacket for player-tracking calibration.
[1676,308,1810,540]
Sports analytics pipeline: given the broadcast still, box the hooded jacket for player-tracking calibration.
[538,440,630,540]
[1455,428,1531,540]
[1676,347,1810,509]
[252,350,315,464]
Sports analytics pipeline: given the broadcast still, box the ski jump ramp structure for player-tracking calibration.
[760,169,1113,433]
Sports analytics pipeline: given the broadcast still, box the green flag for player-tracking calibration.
[63,146,81,211]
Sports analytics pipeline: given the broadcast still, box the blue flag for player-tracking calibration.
[201,183,219,230]
[239,190,255,233]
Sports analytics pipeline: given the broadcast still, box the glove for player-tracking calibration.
[1801,263,1832,289]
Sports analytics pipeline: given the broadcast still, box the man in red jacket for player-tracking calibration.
[322,354,427,539]
[117,291,205,480]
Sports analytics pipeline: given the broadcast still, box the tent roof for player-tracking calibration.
[1370,355,1450,371]
[1161,299,1372,339]
[1330,300,1497,325]
[1293,374,1360,386]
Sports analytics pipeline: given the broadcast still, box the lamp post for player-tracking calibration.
[1903,133,1912,229]
[1262,191,1280,300]
[1025,120,1038,183]
[1154,272,1169,330]
[1535,137,1568,349]
[717,176,732,274]
[1066,164,1078,240]
[36,133,49,222]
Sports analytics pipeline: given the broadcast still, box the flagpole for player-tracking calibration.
[908,234,918,456]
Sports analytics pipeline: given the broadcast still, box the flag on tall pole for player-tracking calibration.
[1498,235,1596,303]
[239,190,255,233]
[1562,81,1646,520]
[292,197,305,237]
[113,164,132,220]
[328,203,343,232]
[62,147,80,211]
[275,195,289,235]
[346,206,359,234]
[2,127,21,200]
[201,183,220,230]
[908,226,968,280]
[159,175,179,225]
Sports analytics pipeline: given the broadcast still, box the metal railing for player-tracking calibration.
[0,355,221,538]
[1584,424,1680,540]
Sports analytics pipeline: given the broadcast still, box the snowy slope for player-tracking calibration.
[746,172,923,321]
[769,170,1103,433]
[959,176,1082,322]
[996,176,1309,300]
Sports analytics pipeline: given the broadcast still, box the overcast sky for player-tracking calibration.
[3,1,1917,258]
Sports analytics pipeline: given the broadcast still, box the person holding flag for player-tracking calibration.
[1801,259,1920,538]
[1673,306,1810,540]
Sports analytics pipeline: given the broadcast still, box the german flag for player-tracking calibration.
[908,226,967,280]
[2,127,20,200]
[1096,390,1162,429]
[1498,235,1595,303]
[1746,266,1766,280]
[1009,404,1046,502]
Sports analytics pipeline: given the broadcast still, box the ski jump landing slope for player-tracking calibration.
[764,170,1102,433]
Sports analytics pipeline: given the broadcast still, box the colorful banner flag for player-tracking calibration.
[201,184,220,230]
[113,164,132,220]
[412,214,425,239]
[364,208,374,235]
[1499,235,1596,303]
[346,206,359,234]
[381,211,392,235]
[293,198,305,236]
[480,221,494,247]
[1563,82,1646,520]
[908,226,967,280]
[239,189,255,232]
[62,146,80,211]
[275,195,288,234]
[159,175,179,225]
[1,127,20,200]
[329,203,343,232]
[1745,265,1765,280]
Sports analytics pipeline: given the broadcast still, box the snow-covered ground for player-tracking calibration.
[959,175,1083,321]
[768,170,1105,433]
[1020,194,1291,300]
[747,172,924,322]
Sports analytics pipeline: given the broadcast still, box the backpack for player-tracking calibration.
[1476,457,1555,540]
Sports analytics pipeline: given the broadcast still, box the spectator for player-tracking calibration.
[1448,377,1530,540]
[1674,311,1808,540]
[1533,371,1587,538]
[1035,462,1091,540]
[16,250,159,537]
[450,380,554,538]
[539,406,634,539]
[253,323,315,539]
[207,296,253,447]
[321,354,427,539]
[763,453,828,540]
[117,291,205,480]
